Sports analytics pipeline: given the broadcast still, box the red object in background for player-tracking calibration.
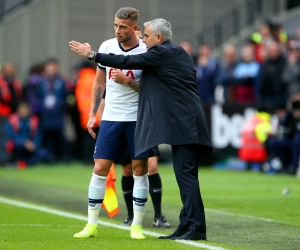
[234,85,255,104]
[17,160,27,170]
[254,43,264,64]
[239,117,267,163]
[0,77,22,116]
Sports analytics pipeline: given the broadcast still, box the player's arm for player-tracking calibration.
[87,67,106,139]
[98,94,105,121]
[127,79,140,92]
[69,41,161,70]
[111,69,140,92]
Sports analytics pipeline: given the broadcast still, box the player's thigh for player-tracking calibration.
[124,121,138,159]
[93,121,127,162]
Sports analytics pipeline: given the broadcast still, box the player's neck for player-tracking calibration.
[120,36,140,51]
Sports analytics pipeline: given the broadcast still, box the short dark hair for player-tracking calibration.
[29,62,44,75]
[115,7,139,22]
[292,101,300,110]
[45,58,59,65]
[17,100,30,109]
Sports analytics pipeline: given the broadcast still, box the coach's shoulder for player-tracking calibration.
[148,43,170,54]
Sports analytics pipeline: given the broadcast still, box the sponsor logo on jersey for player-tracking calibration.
[108,68,135,80]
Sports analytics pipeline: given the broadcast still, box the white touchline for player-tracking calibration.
[0,224,84,227]
[0,196,227,250]
[205,209,274,223]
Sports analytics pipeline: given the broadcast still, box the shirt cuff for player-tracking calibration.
[95,53,101,63]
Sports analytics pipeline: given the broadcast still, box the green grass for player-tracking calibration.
[0,202,206,250]
[0,163,300,250]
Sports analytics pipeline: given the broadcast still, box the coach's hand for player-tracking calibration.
[69,41,92,57]
[111,69,129,85]
[87,115,97,139]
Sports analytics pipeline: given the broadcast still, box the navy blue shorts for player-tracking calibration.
[93,121,153,161]
[121,146,160,165]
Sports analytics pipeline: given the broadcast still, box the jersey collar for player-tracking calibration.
[118,42,140,52]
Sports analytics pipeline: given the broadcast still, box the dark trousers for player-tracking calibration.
[0,117,8,164]
[13,145,55,165]
[42,128,66,161]
[171,144,206,234]
[266,135,300,172]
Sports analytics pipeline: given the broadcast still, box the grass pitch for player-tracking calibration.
[0,163,299,250]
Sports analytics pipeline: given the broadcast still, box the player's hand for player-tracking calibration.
[87,115,97,139]
[24,140,36,152]
[69,41,92,57]
[111,69,129,85]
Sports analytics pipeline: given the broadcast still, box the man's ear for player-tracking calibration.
[157,34,163,43]
[133,25,138,32]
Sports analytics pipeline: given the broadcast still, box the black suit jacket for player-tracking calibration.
[95,41,212,158]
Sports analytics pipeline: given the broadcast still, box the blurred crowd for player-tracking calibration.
[181,19,300,108]
[0,58,98,167]
[1,19,300,175]
[180,19,300,176]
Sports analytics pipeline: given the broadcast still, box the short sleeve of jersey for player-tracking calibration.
[97,42,107,71]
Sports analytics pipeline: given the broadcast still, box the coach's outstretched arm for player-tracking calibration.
[69,41,161,70]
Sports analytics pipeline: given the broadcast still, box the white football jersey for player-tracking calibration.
[98,38,146,121]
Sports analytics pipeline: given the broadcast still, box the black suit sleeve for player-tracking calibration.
[95,46,161,70]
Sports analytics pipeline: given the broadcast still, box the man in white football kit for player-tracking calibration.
[74,7,152,239]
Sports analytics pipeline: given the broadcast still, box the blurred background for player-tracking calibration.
[1,0,300,177]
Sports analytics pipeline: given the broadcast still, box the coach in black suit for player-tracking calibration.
[70,18,213,241]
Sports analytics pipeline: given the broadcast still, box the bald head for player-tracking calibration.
[223,44,236,64]
[241,46,254,62]
[180,41,193,56]
[2,62,16,77]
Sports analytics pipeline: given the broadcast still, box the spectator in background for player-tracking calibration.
[286,35,298,51]
[296,23,300,44]
[271,23,288,46]
[6,101,55,168]
[68,63,83,161]
[39,58,68,162]
[217,44,238,102]
[251,21,274,63]
[180,40,197,63]
[238,106,272,171]
[233,45,260,104]
[282,42,300,96]
[195,44,220,104]
[266,95,300,174]
[24,62,44,117]
[74,61,99,164]
[0,62,23,117]
[0,62,23,165]
[258,41,287,107]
